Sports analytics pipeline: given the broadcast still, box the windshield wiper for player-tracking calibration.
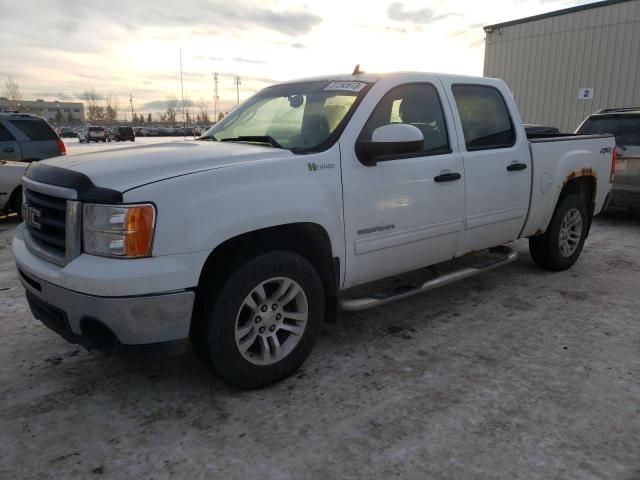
[197,134,218,141]
[220,135,284,149]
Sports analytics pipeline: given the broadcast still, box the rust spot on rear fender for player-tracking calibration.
[563,167,596,186]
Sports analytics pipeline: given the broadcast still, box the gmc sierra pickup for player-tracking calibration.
[13,72,615,388]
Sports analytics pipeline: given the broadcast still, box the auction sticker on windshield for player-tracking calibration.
[324,81,367,92]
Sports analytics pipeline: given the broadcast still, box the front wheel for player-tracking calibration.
[192,251,325,389]
[529,194,589,271]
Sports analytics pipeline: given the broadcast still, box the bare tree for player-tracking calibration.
[166,95,178,123]
[5,76,22,109]
[197,97,209,123]
[105,94,118,122]
[83,89,105,122]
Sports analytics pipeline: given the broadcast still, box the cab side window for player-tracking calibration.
[451,84,515,151]
[359,83,450,156]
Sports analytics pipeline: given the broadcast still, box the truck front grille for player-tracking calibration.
[24,189,67,255]
[22,182,81,267]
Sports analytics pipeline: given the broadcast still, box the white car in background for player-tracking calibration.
[0,160,27,218]
[78,126,107,143]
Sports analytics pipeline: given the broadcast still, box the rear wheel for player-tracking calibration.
[529,194,589,271]
[192,251,324,389]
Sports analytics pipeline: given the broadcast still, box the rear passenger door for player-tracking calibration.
[0,123,21,161]
[440,80,531,255]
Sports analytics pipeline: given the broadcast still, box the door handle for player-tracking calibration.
[3,147,14,153]
[507,162,527,171]
[434,172,461,183]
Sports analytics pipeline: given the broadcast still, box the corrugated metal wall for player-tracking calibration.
[484,0,640,132]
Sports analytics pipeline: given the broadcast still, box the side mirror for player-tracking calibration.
[355,124,424,166]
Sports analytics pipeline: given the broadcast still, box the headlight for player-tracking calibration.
[83,203,156,258]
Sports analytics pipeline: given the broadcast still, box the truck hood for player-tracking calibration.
[37,141,294,192]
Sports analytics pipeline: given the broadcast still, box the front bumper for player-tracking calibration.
[17,267,195,351]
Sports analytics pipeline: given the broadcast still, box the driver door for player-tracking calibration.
[340,80,465,288]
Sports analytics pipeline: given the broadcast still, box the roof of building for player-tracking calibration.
[484,0,635,31]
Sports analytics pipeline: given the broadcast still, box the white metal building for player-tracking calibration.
[483,0,640,132]
[0,98,85,123]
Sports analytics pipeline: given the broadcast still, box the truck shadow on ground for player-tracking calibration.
[38,248,538,396]
[597,207,640,227]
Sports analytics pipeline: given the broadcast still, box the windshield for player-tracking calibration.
[577,115,640,148]
[200,80,370,151]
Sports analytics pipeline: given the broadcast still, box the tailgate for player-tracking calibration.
[614,150,640,188]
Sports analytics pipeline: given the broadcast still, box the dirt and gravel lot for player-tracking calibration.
[0,210,638,480]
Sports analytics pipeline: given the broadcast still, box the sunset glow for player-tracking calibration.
[1,0,586,117]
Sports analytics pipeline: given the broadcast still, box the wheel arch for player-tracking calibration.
[560,174,596,210]
[194,222,340,326]
[559,175,596,231]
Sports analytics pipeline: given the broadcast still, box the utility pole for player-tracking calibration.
[180,48,186,131]
[234,76,241,107]
[129,94,134,122]
[213,72,219,120]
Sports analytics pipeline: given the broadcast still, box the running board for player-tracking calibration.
[339,246,518,312]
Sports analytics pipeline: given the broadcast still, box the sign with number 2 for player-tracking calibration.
[577,88,594,100]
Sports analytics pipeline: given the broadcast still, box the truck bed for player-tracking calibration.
[520,134,614,238]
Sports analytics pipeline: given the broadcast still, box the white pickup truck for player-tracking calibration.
[13,72,615,388]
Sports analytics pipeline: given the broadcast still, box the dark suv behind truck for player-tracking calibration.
[0,112,66,161]
[114,126,135,142]
[576,108,640,210]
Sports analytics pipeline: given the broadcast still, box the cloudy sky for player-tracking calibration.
[0,0,591,118]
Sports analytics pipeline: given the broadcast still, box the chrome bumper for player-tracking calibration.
[18,268,195,350]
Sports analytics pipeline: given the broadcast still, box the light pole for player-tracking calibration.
[234,76,241,107]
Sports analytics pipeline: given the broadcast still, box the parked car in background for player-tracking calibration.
[0,160,28,218]
[78,126,107,143]
[0,112,66,161]
[113,126,135,142]
[0,112,66,217]
[576,108,640,210]
[106,128,117,142]
[59,127,77,138]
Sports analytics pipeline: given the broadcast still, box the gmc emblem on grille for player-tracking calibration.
[26,206,42,230]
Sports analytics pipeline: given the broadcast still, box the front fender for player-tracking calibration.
[124,146,345,282]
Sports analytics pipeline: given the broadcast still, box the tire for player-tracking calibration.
[9,187,23,221]
[529,194,589,271]
[192,251,325,389]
